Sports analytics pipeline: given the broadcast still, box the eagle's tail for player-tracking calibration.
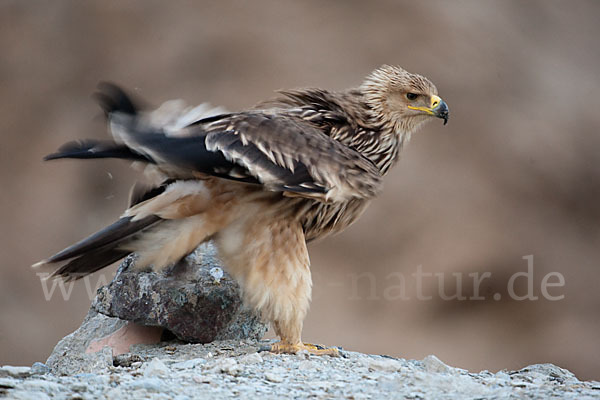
[32,215,162,281]
[33,180,219,281]
[36,85,230,280]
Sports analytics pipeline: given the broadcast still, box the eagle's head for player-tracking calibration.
[361,65,449,135]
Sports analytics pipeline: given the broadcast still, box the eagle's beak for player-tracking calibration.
[430,95,449,125]
[407,95,450,125]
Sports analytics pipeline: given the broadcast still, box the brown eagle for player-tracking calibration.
[34,65,449,355]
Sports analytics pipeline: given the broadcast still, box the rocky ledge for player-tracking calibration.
[2,340,600,399]
[10,243,598,398]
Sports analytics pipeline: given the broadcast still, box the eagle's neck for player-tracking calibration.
[272,87,410,176]
[340,89,410,176]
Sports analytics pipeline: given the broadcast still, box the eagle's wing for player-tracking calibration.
[190,112,381,202]
[49,84,383,203]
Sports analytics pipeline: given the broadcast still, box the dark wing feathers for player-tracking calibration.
[190,112,381,200]
[44,139,148,162]
[94,82,139,116]
[38,84,384,280]
[45,84,382,201]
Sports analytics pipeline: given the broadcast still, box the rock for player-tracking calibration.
[422,354,453,374]
[18,380,65,396]
[212,358,240,376]
[5,340,600,398]
[0,366,31,378]
[297,360,317,370]
[31,244,600,398]
[367,357,403,372]
[171,358,206,370]
[264,371,284,383]
[29,363,49,376]
[86,322,163,356]
[238,353,262,365]
[46,309,123,375]
[113,354,145,368]
[144,358,170,377]
[122,377,166,392]
[0,377,17,389]
[92,243,267,343]
[46,243,267,375]
[209,267,224,283]
[7,390,50,400]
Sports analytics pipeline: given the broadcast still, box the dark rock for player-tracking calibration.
[92,242,267,343]
[113,353,145,368]
[46,243,266,375]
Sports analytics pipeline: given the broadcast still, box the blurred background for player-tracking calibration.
[1,0,599,380]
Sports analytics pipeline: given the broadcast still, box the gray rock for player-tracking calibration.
[18,380,66,396]
[143,358,170,377]
[31,246,600,398]
[46,243,267,375]
[367,357,404,372]
[122,377,166,392]
[46,309,125,375]
[0,377,18,389]
[6,340,600,399]
[171,358,206,370]
[29,363,49,376]
[211,357,241,376]
[7,390,51,400]
[422,354,454,374]
[0,366,31,379]
[264,371,284,383]
[92,243,267,343]
[238,353,262,365]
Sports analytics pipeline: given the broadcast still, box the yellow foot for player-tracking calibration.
[260,341,340,357]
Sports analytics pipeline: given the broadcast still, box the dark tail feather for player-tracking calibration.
[34,215,162,280]
[44,216,160,264]
[44,140,149,162]
[51,248,132,281]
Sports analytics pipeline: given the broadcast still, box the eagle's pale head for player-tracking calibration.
[361,65,449,135]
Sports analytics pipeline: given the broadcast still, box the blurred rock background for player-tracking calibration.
[1,0,598,380]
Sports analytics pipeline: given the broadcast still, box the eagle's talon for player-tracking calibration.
[267,341,340,357]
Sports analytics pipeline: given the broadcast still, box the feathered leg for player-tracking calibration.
[215,217,338,356]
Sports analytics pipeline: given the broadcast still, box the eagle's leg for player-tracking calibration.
[269,322,339,356]
[261,276,339,356]
[215,217,338,356]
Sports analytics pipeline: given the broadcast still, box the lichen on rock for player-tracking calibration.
[92,242,267,343]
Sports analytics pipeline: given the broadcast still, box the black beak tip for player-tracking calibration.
[435,100,449,126]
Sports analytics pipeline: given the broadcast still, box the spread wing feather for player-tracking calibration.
[198,112,382,201]
[47,84,383,202]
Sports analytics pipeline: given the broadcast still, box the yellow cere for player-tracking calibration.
[407,94,442,115]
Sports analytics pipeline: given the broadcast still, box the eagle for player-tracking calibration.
[34,65,449,355]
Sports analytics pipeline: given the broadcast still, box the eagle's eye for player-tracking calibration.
[406,93,418,100]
